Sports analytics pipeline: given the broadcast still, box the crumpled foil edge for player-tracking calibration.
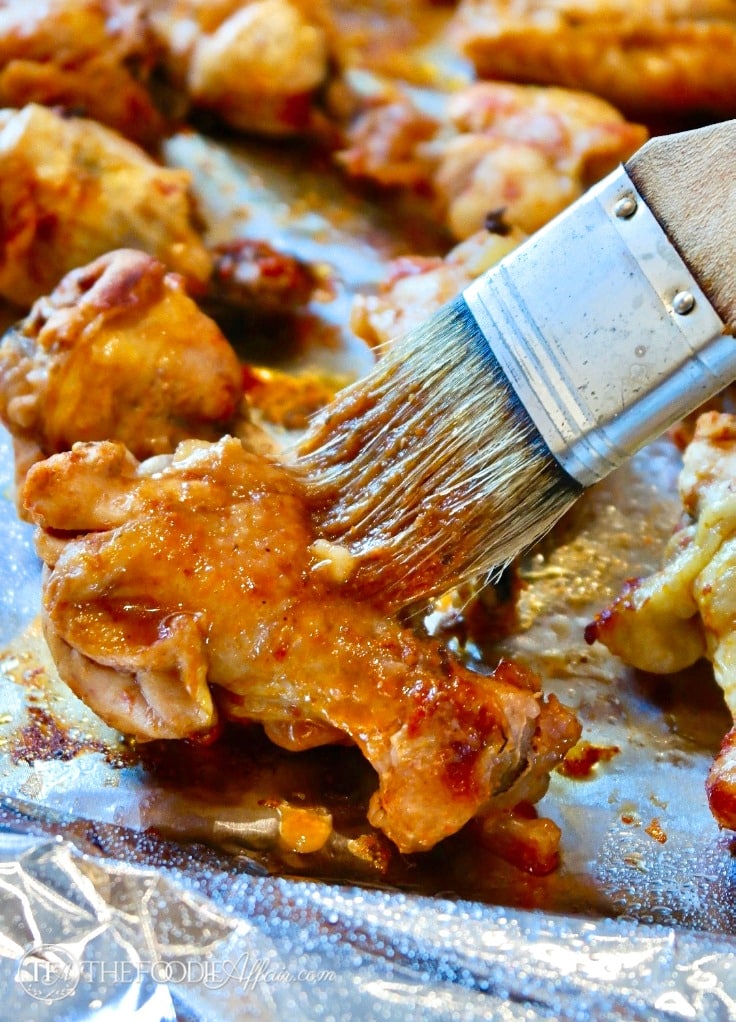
[1,819,735,1022]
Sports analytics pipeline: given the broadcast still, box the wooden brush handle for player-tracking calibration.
[626,120,736,330]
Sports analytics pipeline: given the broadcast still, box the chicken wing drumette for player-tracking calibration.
[23,434,580,854]
[586,412,736,831]
[0,0,165,145]
[0,249,244,495]
[146,0,333,137]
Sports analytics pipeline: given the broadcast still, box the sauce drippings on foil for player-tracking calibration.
[8,705,109,764]
[557,740,620,779]
[645,818,668,844]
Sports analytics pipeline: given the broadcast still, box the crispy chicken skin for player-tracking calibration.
[22,434,580,853]
[339,80,646,238]
[0,104,212,307]
[146,0,332,136]
[0,250,243,495]
[586,412,736,830]
[450,0,736,118]
[0,0,165,145]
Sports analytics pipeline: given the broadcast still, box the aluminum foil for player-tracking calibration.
[1,129,736,1018]
[2,826,736,1022]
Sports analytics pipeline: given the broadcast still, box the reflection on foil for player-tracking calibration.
[0,438,39,647]
[1,828,736,1022]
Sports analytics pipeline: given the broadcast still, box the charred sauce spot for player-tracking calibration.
[404,679,434,739]
[276,91,314,132]
[443,741,483,798]
[484,207,512,236]
[585,578,643,644]
[34,212,59,244]
[9,706,109,764]
[582,620,600,645]
[405,657,535,796]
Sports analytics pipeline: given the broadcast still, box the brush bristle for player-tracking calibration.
[294,296,582,608]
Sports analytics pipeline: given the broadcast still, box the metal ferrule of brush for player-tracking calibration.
[463,165,732,488]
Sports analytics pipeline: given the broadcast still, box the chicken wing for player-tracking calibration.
[0,0,165,145]
[23,434,580,854]
[586,411,736,830]
[146,0,333,137]
[0,103,212,307]
[0,249,243,495]
[351,225,525,348]
[450,0,736,119]
[338,80,646,238]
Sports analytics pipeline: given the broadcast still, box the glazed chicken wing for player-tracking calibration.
[0,0,164,145]
[338,80,646,238]
[23,434,580,854]
[449,0,736,119]
[146,0,333,137]
[0,249,243,494]
[586,412,736,830]
[0,103,212,307]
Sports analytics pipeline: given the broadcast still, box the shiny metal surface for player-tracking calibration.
[464,163,732,487]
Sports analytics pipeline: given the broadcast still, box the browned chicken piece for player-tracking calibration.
[22,434,580,854]
[208,238,322,314]
[351,225,525,348]
[0,104,212,308]
[450,0,736,119]
[0,249,243,497]
[338,80,646,238]
[146,0,333,137]
[708,727,736,830]
[586,411,736,830]
[0,0,165,145]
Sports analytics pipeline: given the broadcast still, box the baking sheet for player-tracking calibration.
[0,125,735,1016]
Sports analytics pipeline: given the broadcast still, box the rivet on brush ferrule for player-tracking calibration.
[672,291,696,315]
[613,194,637,219]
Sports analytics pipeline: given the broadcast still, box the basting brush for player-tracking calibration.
[295,121,736,609]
